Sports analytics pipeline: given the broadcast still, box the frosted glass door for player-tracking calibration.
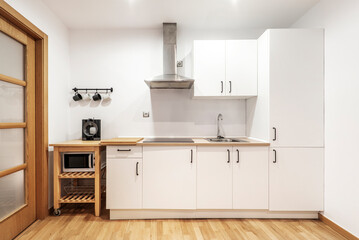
[0,30,27,220]
[0,16,36,240]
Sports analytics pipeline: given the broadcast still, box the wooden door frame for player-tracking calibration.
[0,0,48,219]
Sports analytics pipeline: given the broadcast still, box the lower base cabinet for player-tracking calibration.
[106,158,142,209]
[197,146,269,209]
[233,147,268,209]
[197,146,233,209]
[269,147,324,211]
[143,146,196,209]
[106,145,323,214]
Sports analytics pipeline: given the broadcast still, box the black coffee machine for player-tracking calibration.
[82,119,101,141]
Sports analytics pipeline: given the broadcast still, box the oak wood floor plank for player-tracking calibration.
[15,204,349,240]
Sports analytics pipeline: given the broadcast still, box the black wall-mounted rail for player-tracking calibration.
[72,87,113,93]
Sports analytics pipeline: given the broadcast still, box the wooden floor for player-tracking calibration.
[15,204,347,240]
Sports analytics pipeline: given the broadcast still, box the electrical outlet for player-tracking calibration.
[143,112,150,118]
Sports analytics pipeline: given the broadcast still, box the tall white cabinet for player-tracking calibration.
[247,29,324,211]
[268,30,324,147]
[247,29,324,147]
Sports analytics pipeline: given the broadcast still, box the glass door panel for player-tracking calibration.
[0,170,25,220]
[0,81,24,122]
[0,31,25,81]
[0,129,24,171]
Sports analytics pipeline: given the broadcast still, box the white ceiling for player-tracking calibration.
[41,0,319,30]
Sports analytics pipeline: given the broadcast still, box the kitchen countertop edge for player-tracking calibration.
[50,138,269,147]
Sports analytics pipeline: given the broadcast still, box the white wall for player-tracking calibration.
[293,0,359,237]
[68,29,264,139]
[4,0,72,207]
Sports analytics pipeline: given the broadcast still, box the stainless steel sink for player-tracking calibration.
[206,138,248,143]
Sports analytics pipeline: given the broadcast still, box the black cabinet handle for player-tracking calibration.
[229,81,232,93]
[273,127,277,141]
[227,149,230,163]
[190,149,193,163]
[273,149,277,163]
[136,162,139,176]
[236,149,239,163]
[221,81,223,93]
[118,149,131,152]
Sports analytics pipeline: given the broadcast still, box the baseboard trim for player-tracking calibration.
[319,213,358,240]
[109,209,319,220]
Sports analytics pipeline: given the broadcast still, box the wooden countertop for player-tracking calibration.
[50,138,269,147]
[49,140,102,147]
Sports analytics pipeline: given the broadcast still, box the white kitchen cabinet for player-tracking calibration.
[232,147,268,209]
[247,29,324,147]
[269,147,324,211]
[193,40,257,99]
[106,156,142,209]
[193,40,226,97]
[269,29,324,147]
[107,145,143,158]
[197,146,233,209]
[226,40,257,97]
[143,146,196,209]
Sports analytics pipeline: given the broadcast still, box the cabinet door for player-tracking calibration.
[193,40,226,97]
[143,146,196,209]
[197,146,232,209]
[226,40,258,97]
[269,148,324,211]
[233,147,268,209]
[269,29,324,147]
[106,158,142,209]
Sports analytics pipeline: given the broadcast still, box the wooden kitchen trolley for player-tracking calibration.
[50,140,105,217]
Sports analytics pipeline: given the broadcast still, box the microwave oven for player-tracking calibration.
[62,152,94,172]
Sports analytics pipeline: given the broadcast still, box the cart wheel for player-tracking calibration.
[53,208,61,216]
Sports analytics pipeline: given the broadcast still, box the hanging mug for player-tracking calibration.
[92,92,102,101]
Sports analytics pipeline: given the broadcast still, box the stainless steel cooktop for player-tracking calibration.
[143,138,194,143]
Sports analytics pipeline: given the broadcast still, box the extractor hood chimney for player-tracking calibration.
[144,23,194,89]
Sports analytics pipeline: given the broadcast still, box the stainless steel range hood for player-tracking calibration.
[145,23,194,89]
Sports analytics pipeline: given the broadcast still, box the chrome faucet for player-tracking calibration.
[217,113,224,139]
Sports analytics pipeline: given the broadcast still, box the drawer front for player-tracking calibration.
[107,146,143,158]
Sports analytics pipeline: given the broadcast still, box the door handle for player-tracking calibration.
[89,156,93,169]
[227,149,230,163]
[229,81,232,94]
[272,127,277,141]
[118,149,131,151]
[190,149,193,163]
[136,162,139,176]
[221,81,224,93]
[273,149,277,163]
[236,149,239,163]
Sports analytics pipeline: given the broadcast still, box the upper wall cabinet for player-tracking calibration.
[193,40,226,98]
[193,40,257,99]
[226,40,258,97]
